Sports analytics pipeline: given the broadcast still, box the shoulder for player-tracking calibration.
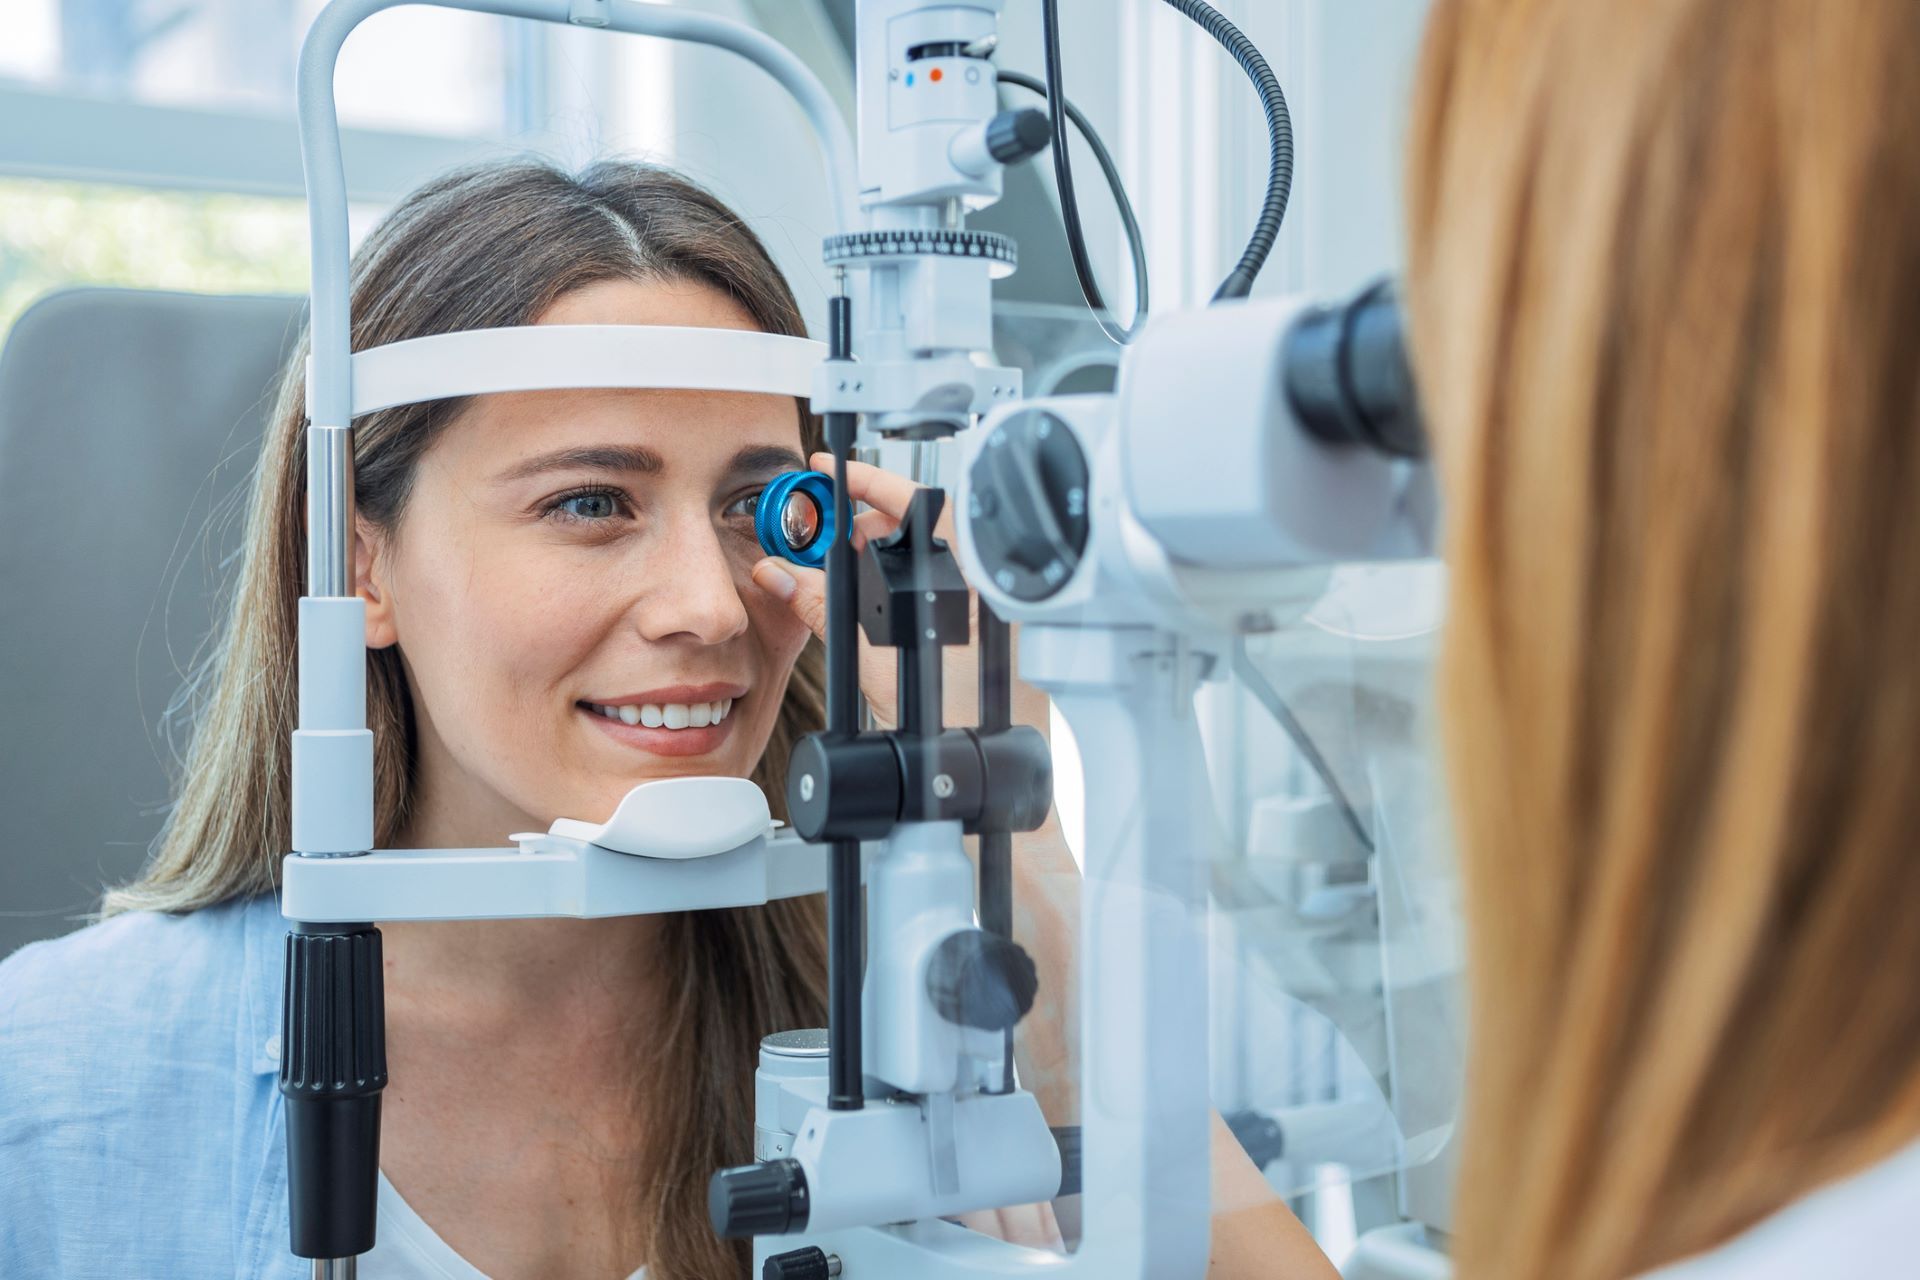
[0,896,261,1057]
[0,896,289,1276]
[1640,1140,1920,1280]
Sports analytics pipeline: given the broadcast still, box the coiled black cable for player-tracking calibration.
[997,67,1150,346]
[1160,0,1294,301]
[1039,0,1295,337]
[1039,0,1145,344]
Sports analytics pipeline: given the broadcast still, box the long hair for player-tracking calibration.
[107,159,830,1278]
[1406,2,1920,1276]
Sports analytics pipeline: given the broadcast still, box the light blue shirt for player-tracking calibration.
[0,893,309,1279]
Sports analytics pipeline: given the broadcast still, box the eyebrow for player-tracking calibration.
[497,444,663,484]
[494,442,807,487]
[725,445,809,481]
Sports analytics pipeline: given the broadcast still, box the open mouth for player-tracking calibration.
[575,686,747,759]
[581,697,734,729]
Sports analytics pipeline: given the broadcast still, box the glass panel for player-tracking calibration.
[1,0,515,137]
[0,176,308,344]
[1210,562,1464,1200]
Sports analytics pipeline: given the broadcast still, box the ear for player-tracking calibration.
[355,516,399,651]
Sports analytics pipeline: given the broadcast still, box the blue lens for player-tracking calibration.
[755,470,837,569]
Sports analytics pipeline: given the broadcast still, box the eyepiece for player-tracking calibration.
[756,471,838,568]
[1283,278,1426,461]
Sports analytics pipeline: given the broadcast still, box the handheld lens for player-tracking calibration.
[755,470,837,569]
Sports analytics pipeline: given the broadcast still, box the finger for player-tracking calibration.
[754,556,905,726]
[810,453,923,521]
[752,558,825,640]
[850,508,899,551]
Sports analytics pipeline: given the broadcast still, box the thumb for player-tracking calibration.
[752,558,827,639]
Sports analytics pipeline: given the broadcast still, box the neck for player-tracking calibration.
[382,787,670,1041]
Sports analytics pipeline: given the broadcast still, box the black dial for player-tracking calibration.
[965,409,1091,603]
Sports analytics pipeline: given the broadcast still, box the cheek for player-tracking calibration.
[391,531,613,739]
[744,587,812,671]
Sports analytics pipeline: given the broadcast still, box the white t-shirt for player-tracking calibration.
[362,1173,647,1280]
[1639,1138,1920,1279]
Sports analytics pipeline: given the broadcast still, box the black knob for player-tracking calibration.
[926,928,1039,1032]
[985,107,1052,165]
[964,409,1091,603]
[765,1245,842,1280]
[786,732,902,843]
[710,1158,811,1239]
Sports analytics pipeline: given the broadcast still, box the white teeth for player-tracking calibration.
[589,698,739,729]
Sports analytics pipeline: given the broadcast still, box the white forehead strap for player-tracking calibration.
[306,324,825,419]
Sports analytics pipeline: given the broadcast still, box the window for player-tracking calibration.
[0,176,308,343]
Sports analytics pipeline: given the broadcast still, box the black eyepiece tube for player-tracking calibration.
[1283,278,1426,461]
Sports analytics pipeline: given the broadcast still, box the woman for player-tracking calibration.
[1403,0,1920,1276]
[0,159,1328,1280]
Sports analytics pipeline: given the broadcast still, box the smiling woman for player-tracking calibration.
[0,160,833,1280]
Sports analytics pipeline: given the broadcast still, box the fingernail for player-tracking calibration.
[754,560,798,600]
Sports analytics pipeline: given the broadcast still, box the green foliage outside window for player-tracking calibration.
[0,177,309,347]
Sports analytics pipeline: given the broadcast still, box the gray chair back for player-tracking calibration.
[0,288,304,957]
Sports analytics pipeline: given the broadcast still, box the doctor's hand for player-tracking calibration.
[750,453,1053,738]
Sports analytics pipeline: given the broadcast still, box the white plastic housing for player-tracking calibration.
[1119,297,1417,570]
[291,596,373,854]
[863,821,1001,1095]
[785,1090,1061,1235]
[280,830,830,923]
[856,0,1006,208]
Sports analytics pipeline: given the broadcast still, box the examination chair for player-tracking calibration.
[0,288,304,958]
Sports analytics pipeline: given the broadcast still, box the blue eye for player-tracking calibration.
[725,491,763,519]
[547,488,626,522]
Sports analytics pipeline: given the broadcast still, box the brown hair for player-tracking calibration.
[109,159,829,1278]
[1407,2,1920,1276]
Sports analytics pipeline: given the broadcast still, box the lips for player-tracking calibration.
[576,683,749,759]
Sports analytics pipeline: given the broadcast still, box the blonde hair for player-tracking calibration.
[110,160,829,1279]
[1408,2,1920,1276]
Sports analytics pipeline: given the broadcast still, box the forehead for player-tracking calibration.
[435,276,804,472]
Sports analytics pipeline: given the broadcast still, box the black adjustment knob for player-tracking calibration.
[764,1245,842,1280]
[964,409,1091,603]
[926,928,1039,1032]
[786,732,903,843]
[709,1158,811,1239]
[985,107,1051,165]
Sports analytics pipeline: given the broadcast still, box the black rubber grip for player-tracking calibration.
[281,926,388,1259]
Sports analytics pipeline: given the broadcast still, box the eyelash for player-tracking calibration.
[543,485,632,525]
[540,485,768,528]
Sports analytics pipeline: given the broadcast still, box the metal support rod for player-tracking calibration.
[314,1259,358,1280]
[823,290,864,1112]
[979,602,1017,1091]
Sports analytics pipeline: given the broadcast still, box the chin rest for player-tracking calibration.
[535,776,775,860]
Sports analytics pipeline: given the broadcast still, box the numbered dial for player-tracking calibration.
[966,409,1091,602]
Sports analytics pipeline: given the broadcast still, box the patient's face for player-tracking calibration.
[361,277,812,840]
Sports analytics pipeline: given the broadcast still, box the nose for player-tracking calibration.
[632,508,751,646]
